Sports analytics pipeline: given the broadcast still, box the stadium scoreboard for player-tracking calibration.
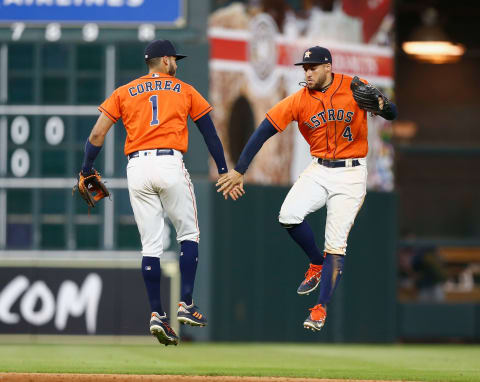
[0,0,188,253]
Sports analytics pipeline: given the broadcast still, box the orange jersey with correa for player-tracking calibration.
[266,73,368,159]
[99,73,212,156]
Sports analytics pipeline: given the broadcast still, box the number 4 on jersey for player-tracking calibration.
[342,125,353,141]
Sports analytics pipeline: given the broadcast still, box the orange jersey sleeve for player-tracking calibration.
[99,89,121,123]
[98,73,213,155]
[189,87,213,121]
[265,93,300,132]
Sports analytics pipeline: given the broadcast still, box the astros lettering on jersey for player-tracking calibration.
[266,74,368,159]
[99,73,212,155]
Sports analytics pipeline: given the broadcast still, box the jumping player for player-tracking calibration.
[217,46,397,331]
[80,40,240,346]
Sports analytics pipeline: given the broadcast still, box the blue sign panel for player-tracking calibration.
[0,0,185,26]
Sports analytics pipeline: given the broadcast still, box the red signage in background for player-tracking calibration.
[342,0,391,43]
[209,30,393,85]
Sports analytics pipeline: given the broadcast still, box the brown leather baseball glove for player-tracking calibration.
[73,169,110,208]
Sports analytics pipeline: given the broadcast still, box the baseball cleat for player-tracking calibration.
[177,302,208,327]
[303,304,327,331]
[297,263,323,295]
[150,312,179,346]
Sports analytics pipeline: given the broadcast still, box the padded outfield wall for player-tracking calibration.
[204,184,398,343]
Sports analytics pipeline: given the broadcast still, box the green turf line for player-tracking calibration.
[0,343,478,382]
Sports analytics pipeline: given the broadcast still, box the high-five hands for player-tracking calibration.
[216,170,245,200]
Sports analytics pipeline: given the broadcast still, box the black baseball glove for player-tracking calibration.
[350,76,388,114]
[73,169,110,208]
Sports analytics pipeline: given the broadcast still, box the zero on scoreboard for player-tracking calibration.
[0,0,189,252]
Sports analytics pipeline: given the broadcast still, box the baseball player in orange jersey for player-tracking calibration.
[80,40,242,346]
[217,46,397,331]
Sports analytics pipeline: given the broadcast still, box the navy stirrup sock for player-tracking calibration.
[180,240,199,306]
[141,256,164,315]
[317,253,345,305]
[286,221,324,265]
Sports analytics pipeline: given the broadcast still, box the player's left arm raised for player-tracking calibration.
[350,76,398,120]
[195,113,245,200]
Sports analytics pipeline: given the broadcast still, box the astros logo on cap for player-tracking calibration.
[304,51,311,58]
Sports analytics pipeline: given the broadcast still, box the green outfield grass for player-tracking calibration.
[0,341,479,381]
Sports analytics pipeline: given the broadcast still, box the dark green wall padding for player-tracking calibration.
[398,303,480,340]
[208,185,398,343]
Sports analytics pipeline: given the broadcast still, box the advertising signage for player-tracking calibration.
[0,267,173,335]
[0,0,185,27]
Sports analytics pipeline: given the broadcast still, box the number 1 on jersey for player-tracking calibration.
[149,95,159,126]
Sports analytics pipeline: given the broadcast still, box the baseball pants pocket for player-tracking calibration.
[160,161,200,243]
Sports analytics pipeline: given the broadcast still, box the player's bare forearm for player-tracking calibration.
[89,113,114,146]
[216,169,245,200]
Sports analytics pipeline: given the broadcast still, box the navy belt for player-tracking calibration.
[317,158,360,168]
[128,149,174,160]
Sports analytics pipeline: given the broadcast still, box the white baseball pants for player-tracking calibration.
[126,149,200,258]
[279,158,367,255]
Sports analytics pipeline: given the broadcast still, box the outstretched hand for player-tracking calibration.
[216,170,245,200]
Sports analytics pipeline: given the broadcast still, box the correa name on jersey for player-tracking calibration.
[128,80,182,97]
[304,109,355,129]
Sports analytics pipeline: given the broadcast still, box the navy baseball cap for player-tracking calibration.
[144,39,187,61]
[294,46,332,65]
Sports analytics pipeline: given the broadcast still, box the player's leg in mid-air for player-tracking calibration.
[126,155,179,346]
[278,160,328,296]
[303,160,367,331]
[159,156,207,328]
